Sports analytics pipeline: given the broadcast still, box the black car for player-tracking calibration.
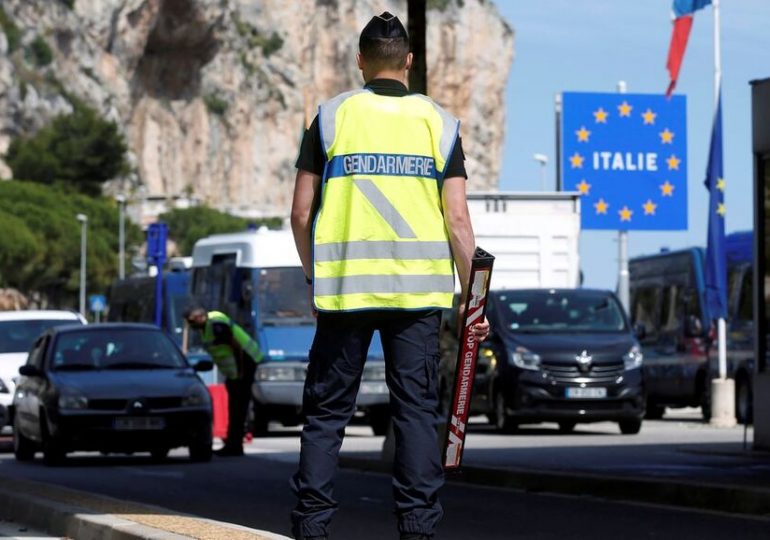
[440,289,645,434]
[12,324,214,465]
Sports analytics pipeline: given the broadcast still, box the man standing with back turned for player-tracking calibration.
[289,12,489,540]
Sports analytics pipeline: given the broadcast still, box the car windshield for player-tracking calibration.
[0,319,80,354]
[51,328,186,371]
[496,290,627,333]
[258,267,314,325]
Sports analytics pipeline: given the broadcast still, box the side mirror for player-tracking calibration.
[19,364,42,377]
[633,323,647,340]
[685,315,703,337]
[192,360,214,372]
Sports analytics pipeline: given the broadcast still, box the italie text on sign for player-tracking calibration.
[562,92,688,231]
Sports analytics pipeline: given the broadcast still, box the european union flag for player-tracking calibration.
[703,94,727,319]
[562,92,688,231]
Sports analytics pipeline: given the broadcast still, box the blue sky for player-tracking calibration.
[491,1,770,289]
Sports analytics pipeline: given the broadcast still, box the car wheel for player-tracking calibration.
[13,418,36,462]
[557,421,576,434]
[700,387,712,423]
[644,402,665,420]
[494,393,517,434]
[618,419,642,435]
[41,433,65,467]
[150,447,170,462]
[369,406,390,436]
[698,373,711,422]
[189,425,213,462]
[39,413,66,467]
[735,376,753,425]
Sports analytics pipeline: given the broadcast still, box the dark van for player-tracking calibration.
[630,232,755,422]
[440,288,645,435]
[629,248,711,419]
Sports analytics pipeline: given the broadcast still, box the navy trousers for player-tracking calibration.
[290,309,444,539]
[224,354,256,449]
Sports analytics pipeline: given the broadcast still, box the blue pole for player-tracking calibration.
[154,260,164,327]
[147,222,168,329]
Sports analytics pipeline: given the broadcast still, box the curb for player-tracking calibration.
[339,456,770,518]
[0,477,291,540]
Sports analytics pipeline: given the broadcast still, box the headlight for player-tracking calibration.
[182,384,211,407]
[0,378,9,394]
[624,345,644,370]
[58,387,88,410]
[478,347,497,371]
[362,364,386,381]
[510,347,541,371]
[255,365,307,382]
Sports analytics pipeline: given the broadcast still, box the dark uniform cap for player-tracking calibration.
[360,11,408,41]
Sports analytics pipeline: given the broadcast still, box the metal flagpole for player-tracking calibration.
[616,81,630,314]
[708,0,736,427]
[555,93,562,191]
[713,0,727,383]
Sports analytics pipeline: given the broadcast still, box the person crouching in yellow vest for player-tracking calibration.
[184,306,263,457]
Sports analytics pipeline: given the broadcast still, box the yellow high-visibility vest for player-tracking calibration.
[201,311,262,379]
[312,89,459,311]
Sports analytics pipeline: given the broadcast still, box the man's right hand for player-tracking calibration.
[457,301,490,342]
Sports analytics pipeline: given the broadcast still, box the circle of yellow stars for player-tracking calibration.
[569,100,694,223]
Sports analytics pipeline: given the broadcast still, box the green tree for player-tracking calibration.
[0,182,142,308]
[27,35,53,67]
[0,211,39,284]
[159,207,282,255]
[5,103,129,196]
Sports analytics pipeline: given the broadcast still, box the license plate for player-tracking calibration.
[114,417,165,431]
[360,382,388,395]
[565,387,607,399]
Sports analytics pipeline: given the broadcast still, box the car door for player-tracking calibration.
[632,285,663,400]
[14,334,49,440]
[655,284,683,399]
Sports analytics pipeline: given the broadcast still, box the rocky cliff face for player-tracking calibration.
[0,0,513,216]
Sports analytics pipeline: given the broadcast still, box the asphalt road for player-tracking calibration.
[0,414,768,540]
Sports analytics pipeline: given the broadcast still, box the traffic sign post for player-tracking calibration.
[146,223,168,328]
[88,294,106,323]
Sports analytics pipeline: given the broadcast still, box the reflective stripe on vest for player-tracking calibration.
[313,90,459,312]
[202,311,262,379]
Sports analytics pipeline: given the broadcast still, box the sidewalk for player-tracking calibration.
[338,413,770,518]
[0,476,292,540]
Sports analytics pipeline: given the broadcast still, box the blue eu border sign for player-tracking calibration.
[561,92,687,231]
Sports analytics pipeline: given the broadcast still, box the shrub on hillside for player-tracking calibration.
[5,103,129,196]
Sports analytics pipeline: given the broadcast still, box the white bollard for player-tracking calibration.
[709,378,737,428]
